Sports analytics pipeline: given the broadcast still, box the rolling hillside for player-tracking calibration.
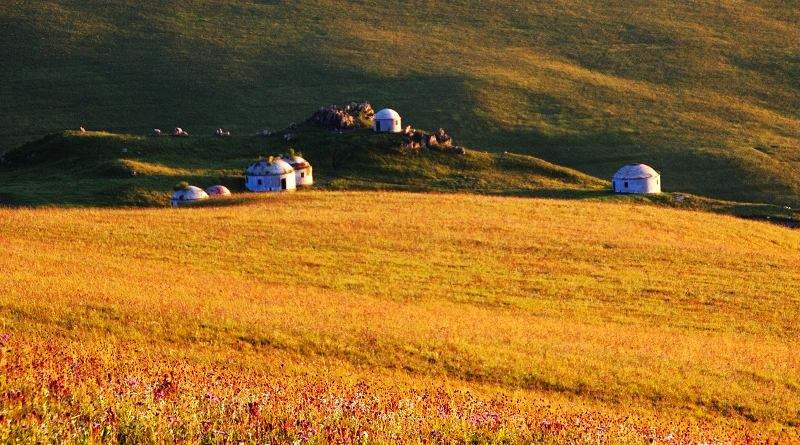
[0,127,607,206]
[4,3,800,442]
[2,192,799,442]
[2,128,796,227]
[1,1,799,205]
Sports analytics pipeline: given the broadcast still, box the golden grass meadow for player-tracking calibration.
[2,1,799,442]
[1,191,799,443]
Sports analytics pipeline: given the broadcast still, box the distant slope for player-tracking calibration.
[0,128,607,206]
[1,1,798,205]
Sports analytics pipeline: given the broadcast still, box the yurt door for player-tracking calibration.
[281,178,287,190]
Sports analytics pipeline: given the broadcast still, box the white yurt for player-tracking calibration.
[612,164,661,194]
[171,186,209,207]
[282,155,313,187]
[205,185,231,197]
[245,158,296,192]
[373,108,402,133]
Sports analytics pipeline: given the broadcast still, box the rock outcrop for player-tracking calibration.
[306,102,374,130]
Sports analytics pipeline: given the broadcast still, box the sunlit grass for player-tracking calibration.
[1,191,798,441]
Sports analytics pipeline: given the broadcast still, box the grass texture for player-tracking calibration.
[0,1,798,204]
[1,191,799,442]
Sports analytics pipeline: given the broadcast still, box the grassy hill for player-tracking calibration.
[2,128,797,227]
[2,191,799,442]
[1,1,799,205]
[0,127,607,206]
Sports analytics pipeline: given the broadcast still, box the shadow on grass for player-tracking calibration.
[183,190,321,208]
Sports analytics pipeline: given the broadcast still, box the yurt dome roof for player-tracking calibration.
[613,164,659,180]
[246,158,294,176]
[205,185,231,196]
[374,108,401,120]
[282,155,311,169]
[172,186,209,201]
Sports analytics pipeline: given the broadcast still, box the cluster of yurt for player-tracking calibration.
[245,153,313,192]
[283,153,314,187]
[206,185,232,197]
[171,153,313,206]
[171,184,231,207]
[611,164,661,194]
[245,157,295,192]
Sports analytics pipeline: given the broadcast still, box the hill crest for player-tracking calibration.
[1,1,798,205]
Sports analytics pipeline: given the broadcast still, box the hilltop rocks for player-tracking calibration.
[420,128,453,150]
[306,102,374,131]
[401,125,463,154]
[401,126,426,150]
[427,128,464,154]
[313,107,354,130]
[431,128,452,148]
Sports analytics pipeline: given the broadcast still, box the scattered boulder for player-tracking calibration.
[423,128,462,154]
[401,126,425,150]
[151,129,163,137]
[399,125,461,153]
[172,127,189,137]
[319,108,355,130]
[425,128,453,148]
[214,128,231,138]
[306,102,374,131]
[401,137,419,150]
[433,128,452,147]
[257,129,272,137]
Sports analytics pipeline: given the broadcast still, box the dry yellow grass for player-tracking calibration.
[1,191,799,442]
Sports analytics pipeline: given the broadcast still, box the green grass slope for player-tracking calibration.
[2,128,796,227]
[1,1,798,205]
[0,128,607,206]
